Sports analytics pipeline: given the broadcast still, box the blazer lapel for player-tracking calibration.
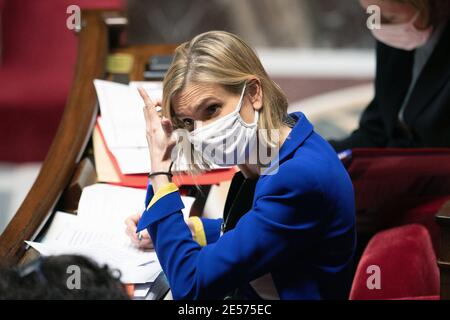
[404,21,450,124]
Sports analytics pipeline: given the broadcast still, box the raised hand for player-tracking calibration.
[138,87,175,173]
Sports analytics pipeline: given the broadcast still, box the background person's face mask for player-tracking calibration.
[188,84,259,167]
[371,12,433,51]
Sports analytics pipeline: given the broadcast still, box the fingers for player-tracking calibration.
[139,229,151,240]
[139,87,160,127]
[131,230,153,250]
[154,98,162,107]
[125,212,140,241]
[124,213,153,250]
[138,88,173,138]
[161,116,174,137]
[136,229,153,249]
[125,217,138,241]
[136,238,154,250]
[153,99,163,116]
[138,87,154,107]
[125,211,140,225]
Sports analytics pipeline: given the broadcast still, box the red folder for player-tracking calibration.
[95,121,236,188]
[343,148,450,231]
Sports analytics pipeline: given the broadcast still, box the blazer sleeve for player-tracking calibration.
[329,42,388,152]
[200,218,222,244]
[138,162,325,300]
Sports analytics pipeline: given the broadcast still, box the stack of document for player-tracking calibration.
[93,80,163,174]
[26,183,195,298]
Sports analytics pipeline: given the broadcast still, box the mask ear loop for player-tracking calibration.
[234,82,248,112]
[410,11,421,25]
[237,82,259,127]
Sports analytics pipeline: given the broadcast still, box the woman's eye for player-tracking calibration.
[205,104,221,117]
[381,14,396,24]
[182,119,194,128]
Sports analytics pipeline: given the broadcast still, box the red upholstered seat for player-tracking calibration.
[350,224,440,300]
[393,295,440,300]
[0,0,123,162]
[387,195,450,256]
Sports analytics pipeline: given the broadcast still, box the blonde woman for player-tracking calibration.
[125,31,356,300]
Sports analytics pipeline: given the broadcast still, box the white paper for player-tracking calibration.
[26,241,160,284]
[93,80,166,174]
[42,214,156,266]
[40,211,78,242]
[77,184,146,224]
[94,80,148,149]
[133,282,152,298]
[129,81,163,103]
[110,147,151,175]
[78,184,195,221]
[26,184,196,284]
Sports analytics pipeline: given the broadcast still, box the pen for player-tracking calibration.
[337,149,352,168]
[338,149,352,161]
[138,231,143,241]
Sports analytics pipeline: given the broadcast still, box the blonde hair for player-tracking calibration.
[162,31,289,173]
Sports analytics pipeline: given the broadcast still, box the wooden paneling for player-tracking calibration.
[0,10,109,262]
[0,10,179,264]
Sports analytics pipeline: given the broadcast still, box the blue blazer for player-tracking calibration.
[137,112,356,300]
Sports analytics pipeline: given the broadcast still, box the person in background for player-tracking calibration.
[0,255,129,299]
[330,0,450,151]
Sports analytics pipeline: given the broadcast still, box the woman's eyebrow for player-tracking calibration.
[175,97,218,118]
[381,12,396,21]
[192,97,217,110]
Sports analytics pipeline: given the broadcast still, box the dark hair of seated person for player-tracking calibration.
[0,255,129,300]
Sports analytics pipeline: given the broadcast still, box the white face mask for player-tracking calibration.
[188,84,259,167]
[371,12,433,51]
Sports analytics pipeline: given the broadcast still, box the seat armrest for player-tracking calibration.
[436,200,450,300]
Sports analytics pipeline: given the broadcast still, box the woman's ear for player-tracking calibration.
[247,78,263,111]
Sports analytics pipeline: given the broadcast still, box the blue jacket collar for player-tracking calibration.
[262,112,314,175]
[261,112,313,176]
[278,112,314,163]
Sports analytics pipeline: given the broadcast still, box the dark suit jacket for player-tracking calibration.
[330,20,450,152]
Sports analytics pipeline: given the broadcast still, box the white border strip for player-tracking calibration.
[289,83,374,119]
[256,48,376,78]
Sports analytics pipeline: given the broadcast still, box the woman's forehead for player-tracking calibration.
[172,83,227,116]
